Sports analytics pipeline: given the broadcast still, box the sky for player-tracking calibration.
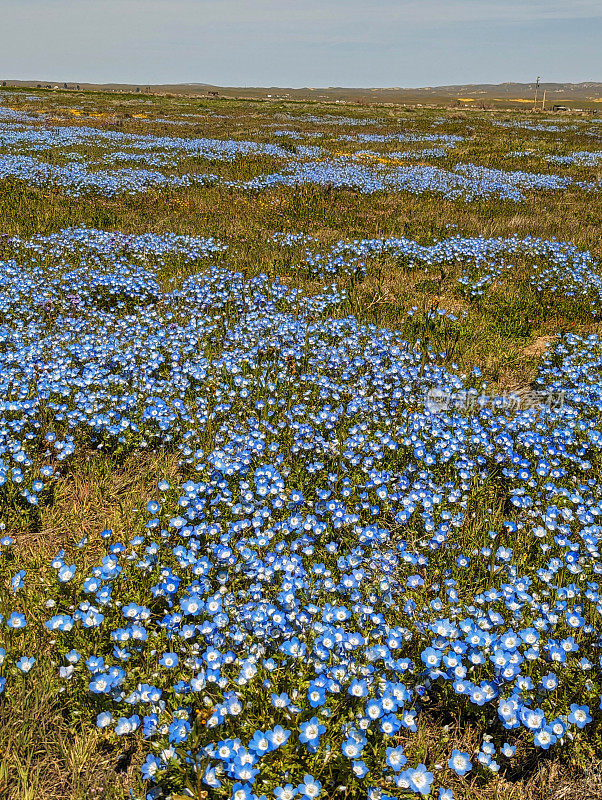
[1,0,600,88]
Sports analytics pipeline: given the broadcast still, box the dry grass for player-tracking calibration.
[0,452,181,799]
[0,660,144,800]
[7,450,181,559]
[550,761,602,800]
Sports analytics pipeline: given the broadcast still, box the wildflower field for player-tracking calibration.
[1,87,602,800]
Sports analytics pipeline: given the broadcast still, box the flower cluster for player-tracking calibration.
[0,107,597,201]
[546,151,602,167]
[244,158,576,202]
[272,231,602,309]
[2,224,602,800]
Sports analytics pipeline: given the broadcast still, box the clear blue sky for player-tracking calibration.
[1,0,600,87]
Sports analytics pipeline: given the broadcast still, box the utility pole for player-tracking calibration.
[541,89,546,111]
[533,76,541,110]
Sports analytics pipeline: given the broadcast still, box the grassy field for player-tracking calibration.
[1,87,602,800]
[3,79,602,109]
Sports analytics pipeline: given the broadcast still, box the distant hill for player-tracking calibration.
[2,79,601,108]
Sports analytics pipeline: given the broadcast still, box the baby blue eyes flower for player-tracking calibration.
[89,674,112,693]
[421,647,441,668]
[520,708,546,730]
[274,785,298,799]
[307,686,326,708]
[231,785,254,800]
[16,656,36,673]
[299,717,325,746]
[58,564,77,582]
[168,719,190,744]
[539,672,559,691]
[158,652,179,668]
[348,678,368,698]
[534,727,557,749]
[267,725,291,749]
[249,730,271,756]
[568,704,592,729]
[386,745,407,771]
[271,692,291,709]
[141,754,162,780]
[59,664,75,679]
[352,760,369,778]
[96,711,113,728]
[115,715,141,735]
[297,775,322,799]
[45,614,74,632]
[341,737,364,758]
[448,750,472,776]
[6,612,26,629]
[408,764,434,795]
[11,570,25,592]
